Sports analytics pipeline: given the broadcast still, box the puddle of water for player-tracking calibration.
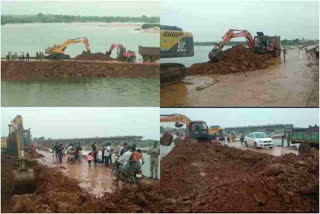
[37,150,116,197]
[221,141,298,156]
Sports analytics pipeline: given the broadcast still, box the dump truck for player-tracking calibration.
[138,46,159,62]
[291,125,319,154]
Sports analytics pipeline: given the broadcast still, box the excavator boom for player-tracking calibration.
[45,37,90,59]
[209,29,254,62]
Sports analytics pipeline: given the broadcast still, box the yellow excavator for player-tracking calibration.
[45,37,90,59]
[160,114,209,146]
[208,126,225,140]
[8,115,35,193]
[160,26,194,86]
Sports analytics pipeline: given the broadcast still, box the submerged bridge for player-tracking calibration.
[225,124,294,136]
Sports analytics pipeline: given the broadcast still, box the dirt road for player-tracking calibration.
[161,48,318,107]
[36,150,115,197]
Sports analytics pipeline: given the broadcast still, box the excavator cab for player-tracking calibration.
[188,121,209,140]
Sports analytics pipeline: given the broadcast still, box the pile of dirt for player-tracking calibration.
[2,157,160,213]
[74,52,114,61]
[187,46,273,75]
[160,141,319,212]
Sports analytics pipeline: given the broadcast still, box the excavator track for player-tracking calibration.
[160,63,186,86]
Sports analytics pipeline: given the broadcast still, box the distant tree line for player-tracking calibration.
[141,23,160,29]
[195,39,318,46]
[194,41,246,46]
[281,38,318,46]
[1,13,160,25]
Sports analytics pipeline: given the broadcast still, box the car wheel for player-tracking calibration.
[254,142,257,149]
[244,141,248,147]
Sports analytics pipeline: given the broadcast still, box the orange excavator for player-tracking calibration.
[209,29,254,62]
[45,37,90,59]
[209,29,281,62]
[106,43,136,62]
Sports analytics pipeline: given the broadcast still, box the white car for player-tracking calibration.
[244,132,273,149]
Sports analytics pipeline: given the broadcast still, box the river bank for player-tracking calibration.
[1,61,159,81]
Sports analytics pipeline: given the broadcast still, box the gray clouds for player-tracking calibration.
[1,107,160,140]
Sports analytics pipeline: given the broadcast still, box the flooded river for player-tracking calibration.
[2,78,159,106]
[160,46,230,67]
[1,23,159,61]
[1,23,159,106]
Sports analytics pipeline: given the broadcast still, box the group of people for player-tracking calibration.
[6,52,30,61]
[52,142,82,163]
[52,141,160,180]
[36,52,45,59]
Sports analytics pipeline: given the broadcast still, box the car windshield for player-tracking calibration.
[254,133,268,138]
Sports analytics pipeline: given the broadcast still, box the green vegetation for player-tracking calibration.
[2,13,160,25]
[138,139,159,148]
[194,41,246,46]
[141,23,160,29]
[281,38,318,46]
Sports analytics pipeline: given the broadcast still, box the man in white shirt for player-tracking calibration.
[118,147,133,166]
[104,143,111,167]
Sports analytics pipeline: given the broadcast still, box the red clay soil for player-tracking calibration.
[160,141,319,212]
[74,52,115,61]
[187,46,273,75]
[1,61,159,80]
[1,152,160,213]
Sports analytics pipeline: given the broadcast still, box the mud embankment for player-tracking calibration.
[186,46,274,75]
[1,61,159,81]
[1,152,160,213]
[160,141,319,212]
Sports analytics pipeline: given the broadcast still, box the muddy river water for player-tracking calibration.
[2,78,159,106]
[161,47,318,107]
[1,23,159,106]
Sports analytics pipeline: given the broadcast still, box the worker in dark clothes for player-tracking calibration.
[287,131,291,147]
[26,52,30,61]
[283,47,287,61]
[58,144,63,163]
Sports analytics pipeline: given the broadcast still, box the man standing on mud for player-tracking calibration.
[58,144,63,163]
[287,131,291,147]
[283,47,287,61]
[148,141,160,180]
[281,134,285,147]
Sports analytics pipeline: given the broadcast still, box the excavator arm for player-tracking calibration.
[106,43,125,56]
[209,29,254,62]
[45,37,90,54]
[160,114,191,127]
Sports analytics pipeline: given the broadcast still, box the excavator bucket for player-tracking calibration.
[13,168,36,194]
[208,49,224,62]
[12,159,36,194]
[160,63,186,86]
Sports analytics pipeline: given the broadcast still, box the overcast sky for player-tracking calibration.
[2,0,160,17]
[160,108,319,128]
[1,108,160,140]
[161,0,319,41]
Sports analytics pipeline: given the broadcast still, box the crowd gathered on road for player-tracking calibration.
[51,141,160,180]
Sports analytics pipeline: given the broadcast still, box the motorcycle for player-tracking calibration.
[111,156,143,184]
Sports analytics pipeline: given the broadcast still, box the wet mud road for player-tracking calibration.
[37,150,115,197]
[161,48,318,107]
[221,141,299,156]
